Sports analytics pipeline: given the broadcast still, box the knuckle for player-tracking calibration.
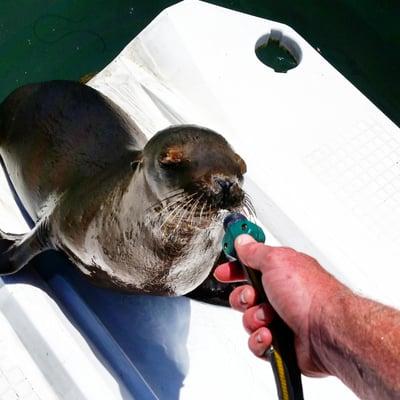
[229,285,252,311]
[242,306,265,333]
[229,288,243,310]
[243,311,255,332]
[300,251,317,264]
[243,242,264,261]
[242,243,273,268]
[268,246,297,264]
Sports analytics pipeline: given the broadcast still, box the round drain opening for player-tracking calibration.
[255,30,302,73]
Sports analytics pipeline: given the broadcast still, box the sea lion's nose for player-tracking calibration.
[208,176,243,209]
[215,177,234,194]
[214,177,244,208]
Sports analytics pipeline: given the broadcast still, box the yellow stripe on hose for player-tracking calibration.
[273,350,290,400]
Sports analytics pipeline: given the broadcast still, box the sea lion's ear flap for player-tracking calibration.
[130,151,143,170]
[234,153,247,175]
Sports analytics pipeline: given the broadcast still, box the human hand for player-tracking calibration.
[214,234,349,377]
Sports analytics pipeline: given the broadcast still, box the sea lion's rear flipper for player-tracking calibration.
[0,222,52,275]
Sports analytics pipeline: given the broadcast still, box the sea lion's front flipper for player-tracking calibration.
[0,222,52,275]
[187,275,240,307]
[186,252,241,307]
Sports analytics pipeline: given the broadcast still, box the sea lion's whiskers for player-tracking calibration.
[169,192,199,217]
[242,198,252,216]
[208,203,212,218]
[189,194,204,228]
[245,193,256,214]
[186,197,198,230]
[244,205,255,222]
[159,199,187,230]
[159,191,197,220]
[160,192,198,231]
[192,194,205,225]
[172,194,201,234]
[159,194,187,214]
[199,199,208,225]
[146,189,185,212]
[172,194,199,235]
[161,188,185,200]
[165,188,185,197]
[165,195,199,240]
[243,206,253,221]
[158,200,183,230]
[171,194,198,225]
[243,193,256,220]
[246,202,256,218]
[143,195,184,228]
[161,189,185,206]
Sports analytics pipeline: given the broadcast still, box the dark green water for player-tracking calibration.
[255,39,299,73]
[0,0,399,125]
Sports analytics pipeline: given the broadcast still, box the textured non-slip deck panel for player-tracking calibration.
[305,117,400,246]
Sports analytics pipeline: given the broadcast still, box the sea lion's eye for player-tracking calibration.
[159,147,186,168]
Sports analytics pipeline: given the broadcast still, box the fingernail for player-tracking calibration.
[256,333,263,343]
[255,307,266,322]
[236,234,254,246]
[240,287,250,305]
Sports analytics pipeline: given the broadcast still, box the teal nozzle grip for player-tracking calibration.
[222,213,265,260]
[222,212,267,300]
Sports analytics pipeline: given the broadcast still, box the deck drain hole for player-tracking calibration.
[255,30,301,73]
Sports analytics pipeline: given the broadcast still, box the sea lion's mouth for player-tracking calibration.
[187,177,248,212]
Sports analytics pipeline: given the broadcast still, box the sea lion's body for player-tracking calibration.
[0,81,247,296]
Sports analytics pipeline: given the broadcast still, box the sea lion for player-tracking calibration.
[0,80,250,296]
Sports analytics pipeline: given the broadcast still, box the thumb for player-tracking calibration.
[234,234,265,271]
[235,234,255,247]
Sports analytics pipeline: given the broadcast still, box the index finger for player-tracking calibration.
[213,261,246,283]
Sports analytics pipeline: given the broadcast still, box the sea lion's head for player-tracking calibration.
[126,125,252,295]
[141,125,249,230]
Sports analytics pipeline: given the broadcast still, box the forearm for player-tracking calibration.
[310,289,400,399]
